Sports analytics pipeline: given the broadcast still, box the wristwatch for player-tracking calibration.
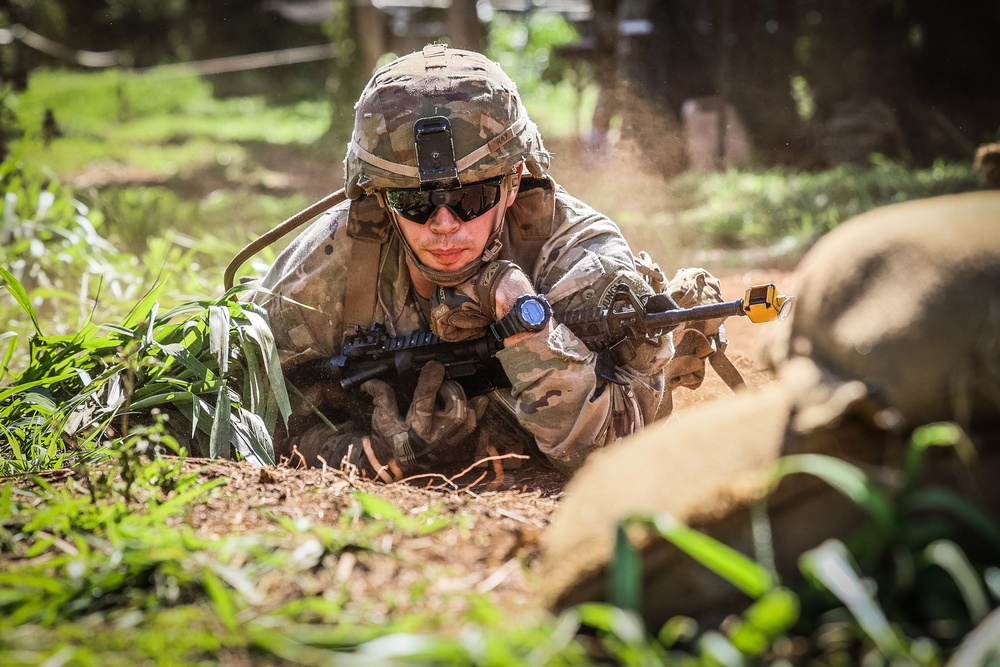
[489,294,552,339]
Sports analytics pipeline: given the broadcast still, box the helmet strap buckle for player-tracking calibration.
[481,237,503,262]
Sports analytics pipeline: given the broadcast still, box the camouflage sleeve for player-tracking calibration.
[496,190,671,474]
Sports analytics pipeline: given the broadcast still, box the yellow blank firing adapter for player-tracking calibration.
[742,284,794,323]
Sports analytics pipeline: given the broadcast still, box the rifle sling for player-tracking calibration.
[709,350,747,391]
[343,237,381,334]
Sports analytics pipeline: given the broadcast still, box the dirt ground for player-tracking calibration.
[176,269,795,625]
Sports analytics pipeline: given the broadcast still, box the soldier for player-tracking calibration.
[252,44,687,481]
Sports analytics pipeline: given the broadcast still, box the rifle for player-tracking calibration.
[298,283,792,397]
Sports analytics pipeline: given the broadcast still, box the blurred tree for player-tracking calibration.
[6,1,996,167]
[321,0,369,151]
[1,0,66,89]
[447,0,485,52]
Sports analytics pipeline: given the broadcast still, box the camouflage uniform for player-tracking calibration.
[252,45,672,476]
[254,177,671,475]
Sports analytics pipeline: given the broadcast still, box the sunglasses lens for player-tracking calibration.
[452,181,501,221]
[387,177,503,224]
[386,189,435,223]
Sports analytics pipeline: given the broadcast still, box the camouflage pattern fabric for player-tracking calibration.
[663,268,725,390]
[662,267,746,392]
[252,175,672,475]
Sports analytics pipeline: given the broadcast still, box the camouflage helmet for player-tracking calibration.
[763,191,1000,433]
[344,44,549,199]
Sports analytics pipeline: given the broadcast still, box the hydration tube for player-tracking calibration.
[223,188,347,292]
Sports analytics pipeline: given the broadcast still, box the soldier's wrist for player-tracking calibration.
[489,293,552,340]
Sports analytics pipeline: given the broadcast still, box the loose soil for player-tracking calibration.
[175,269,795,626]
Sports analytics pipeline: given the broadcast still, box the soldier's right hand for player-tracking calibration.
[430,260,539,342]
[361,361,485,472]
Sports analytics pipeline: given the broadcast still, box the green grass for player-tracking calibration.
[3,389,996,665]
[7,67,317,269]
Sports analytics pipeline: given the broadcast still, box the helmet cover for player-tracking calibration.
[344,44,549,199]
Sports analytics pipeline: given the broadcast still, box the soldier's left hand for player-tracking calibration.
[362,361,485,471]
[430,260,536,341]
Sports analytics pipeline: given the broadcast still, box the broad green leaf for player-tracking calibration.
[800,540,910,661]
[775,454,896,533]
[697,630,745,667]
[0,371,80,403]
[610,521,644,613]
[232,408,274,466]
[201,567,238,632]
[152,341,217,385]
[949,606,1000,667]
[355,492,406,523]
[127,390,198,411]
[158,300,216,320]
[209,305,231,375]
[649,513,775,598]
[0,266,43,335]
[144,300,160,347]
[657,616,699,648]
[209,384,232,460]
[239,336,264,413]
[905,422,975,491]
[575,603,648,645]
[727,587,800,656]
[240,309,290,424]
[907,487,1000,550]
[924,540,990,623]
[122,281,167,329]
[1,330,20,381]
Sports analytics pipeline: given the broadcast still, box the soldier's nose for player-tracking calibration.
[427,205,462,232]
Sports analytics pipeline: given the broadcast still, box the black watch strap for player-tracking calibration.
[489,294,552,339]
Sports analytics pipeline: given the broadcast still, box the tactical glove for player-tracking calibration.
[430,260,534,341]
[361,360,486,471]
[282,422,400,481]
[664,268,745,390]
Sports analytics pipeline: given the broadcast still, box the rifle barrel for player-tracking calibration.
[644,298,746,331]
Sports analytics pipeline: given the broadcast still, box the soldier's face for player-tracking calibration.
[393,175,519,275]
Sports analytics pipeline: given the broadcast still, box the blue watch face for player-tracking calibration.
[520,298,547,326]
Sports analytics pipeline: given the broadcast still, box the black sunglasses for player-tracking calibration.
[385,176,505,224]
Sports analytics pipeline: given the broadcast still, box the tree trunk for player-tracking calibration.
[354,0,388,76]
[447,0,485,53]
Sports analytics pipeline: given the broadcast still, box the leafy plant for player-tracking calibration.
[1,268,287,473]
[0,139,131,299]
